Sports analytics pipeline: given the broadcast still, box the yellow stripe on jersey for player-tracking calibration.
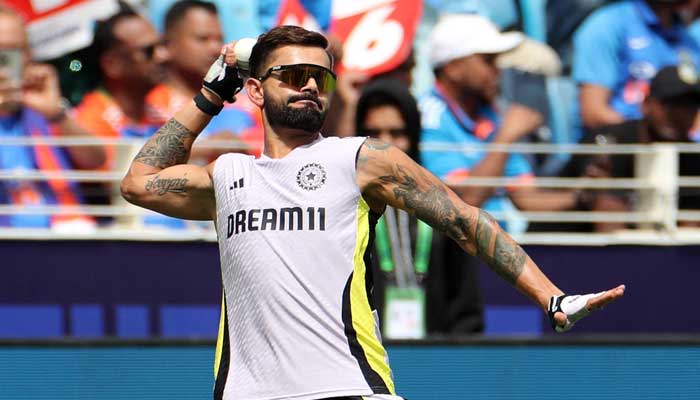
[350,198,395,394]
[214,294,226,377]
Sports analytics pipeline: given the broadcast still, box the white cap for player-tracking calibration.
[429,14,524,69]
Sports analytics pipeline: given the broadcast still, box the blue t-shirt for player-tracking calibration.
[418,86,533,232]
[573,0,700,121]
[0,110,80,227]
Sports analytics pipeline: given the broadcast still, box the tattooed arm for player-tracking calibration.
[120,90,222,220]
[357,139,624,322]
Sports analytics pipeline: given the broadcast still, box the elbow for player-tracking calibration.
[120,175,143,206]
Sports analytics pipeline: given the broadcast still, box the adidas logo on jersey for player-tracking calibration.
[229,178,244,190]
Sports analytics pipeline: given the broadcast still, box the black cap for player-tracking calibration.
[649,65,700,104]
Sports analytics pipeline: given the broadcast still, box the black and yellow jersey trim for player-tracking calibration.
[214,293,230,399]
[342,198,395,394]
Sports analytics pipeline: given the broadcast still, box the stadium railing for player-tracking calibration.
[3,137,700,245]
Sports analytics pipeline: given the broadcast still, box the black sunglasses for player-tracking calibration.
[122,41,161,60]
[259,64,337,93]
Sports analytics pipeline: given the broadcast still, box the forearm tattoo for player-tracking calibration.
[475,210,526,284]
[374,152,526,285]
[145,175,188,196]
[134,118,195,168]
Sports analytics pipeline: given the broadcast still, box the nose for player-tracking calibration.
[300,75,320,96]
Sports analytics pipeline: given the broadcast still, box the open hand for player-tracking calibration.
[550,284,626,332]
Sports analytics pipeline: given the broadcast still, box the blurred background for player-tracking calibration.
[1,0,700,398]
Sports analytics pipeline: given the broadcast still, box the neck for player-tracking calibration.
[262,117,321,158]
[165,68,202,98]
[437,79,480,119]
[105,80,151,121]
[651,5,675,29]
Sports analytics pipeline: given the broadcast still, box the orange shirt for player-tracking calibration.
[73,90,161,170]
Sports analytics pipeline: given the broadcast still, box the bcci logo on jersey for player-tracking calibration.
[296,163,327,191]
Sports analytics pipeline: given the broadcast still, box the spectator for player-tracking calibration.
[420,14,580,233]
[546,0,616,74]
[573,0,700,133]
[0,6,103,230]
[73,7,185,229]
[356,78,484,335]
[146,0,263,160]
[74,8,167,164]
[563,65,700,230]
[324,48,416,138]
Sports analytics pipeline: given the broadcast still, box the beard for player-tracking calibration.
[264,92,326,133]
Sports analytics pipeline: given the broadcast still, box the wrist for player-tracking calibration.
[200,88,224,106]
[194,90,224,116]
[46,97,70,123]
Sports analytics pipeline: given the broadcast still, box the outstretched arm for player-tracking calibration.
[357,139,625,330]
[120,92,220,220]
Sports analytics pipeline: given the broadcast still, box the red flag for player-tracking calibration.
[330,0,422,76]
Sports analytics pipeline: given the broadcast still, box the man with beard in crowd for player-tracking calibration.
[147,0,263,161]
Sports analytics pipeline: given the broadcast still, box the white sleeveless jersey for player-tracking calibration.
[212,135,397,400]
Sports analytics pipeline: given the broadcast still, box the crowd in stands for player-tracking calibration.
[3,0,700,334]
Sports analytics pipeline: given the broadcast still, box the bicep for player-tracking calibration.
[122,162,216,220]
[357,140,479,253]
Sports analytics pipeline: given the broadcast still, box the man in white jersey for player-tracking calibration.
[121,26,626,400]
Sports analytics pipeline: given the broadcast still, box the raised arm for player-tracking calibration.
[120,93,219,220]
[121,42,245,221]
[357,138,625,330]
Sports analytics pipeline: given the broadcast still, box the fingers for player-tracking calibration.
[586,284,626,311]
[553,311,568,326]
[222,43,237,66]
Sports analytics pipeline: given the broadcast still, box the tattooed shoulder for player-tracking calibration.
[363,138,390,151]
[357,138,390,169]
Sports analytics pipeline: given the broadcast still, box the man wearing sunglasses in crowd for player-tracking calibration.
[73,7,188,229]
[121,25,625,400]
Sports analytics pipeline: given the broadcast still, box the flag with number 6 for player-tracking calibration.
[330,0,422,76]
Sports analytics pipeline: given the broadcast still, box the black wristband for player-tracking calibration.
[547,294,566,331]
[194,91,224,116]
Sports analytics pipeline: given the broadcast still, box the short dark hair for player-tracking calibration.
[249,25,332,78]
[92,7,140,61]
[164,0,217,34]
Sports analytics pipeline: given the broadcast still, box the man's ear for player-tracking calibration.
[246,77,264,107]
[100,51,123,80]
